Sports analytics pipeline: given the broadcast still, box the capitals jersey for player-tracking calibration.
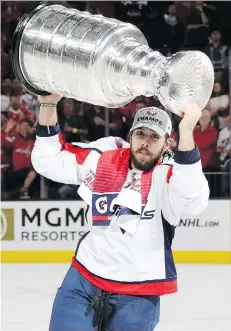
[32,124,209,296]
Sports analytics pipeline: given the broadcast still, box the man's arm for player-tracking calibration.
[163,104,210,225]
[31,94,128,185]
[197,4,209,25]
[32,94,101,184]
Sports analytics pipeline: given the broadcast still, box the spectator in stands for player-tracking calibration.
[58,98,88,143]
[85,1,101,14]
[115,1,152,36]
[221,157,230,197]
[11,78,22,96]
[209,106,224,132]
[20,88,40,114]
[217,114,231,197]
[174,1,191,25]
[136,100,146,111]
[194,109,219,169]
[208,81,229,115]
[1,114,11,186]
[2,119,37,199]
[169,129,179,151]
[85,105,122,141]
[9,78,38,112]
[1,77,12,113]
[1,1,20,44]
[5,95,24,134]
[121,99,146,140]
[204,30,229,75]
[8,95,22,119]
[185,1,210,50]
[160,3,184,54]
[119,99,139,120]
[85,1,115,17]
[1,77,12,96]
[194,109,219,197]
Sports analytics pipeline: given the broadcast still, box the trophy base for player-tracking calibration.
[11,1,71,96]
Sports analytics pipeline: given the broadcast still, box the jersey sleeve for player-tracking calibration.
[31,124,129,185]
[162,146,210,226]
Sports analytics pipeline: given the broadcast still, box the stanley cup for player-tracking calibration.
[12,1,214,115]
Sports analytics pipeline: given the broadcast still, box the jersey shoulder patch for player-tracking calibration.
[161,149,174,166]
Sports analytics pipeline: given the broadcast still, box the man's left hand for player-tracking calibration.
[179,103,201,133]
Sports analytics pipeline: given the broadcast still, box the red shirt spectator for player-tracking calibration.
[1,114,11,172]
[6,96,24,133]
[2,119,35,171]
[119,97,147,119]
[193,109,218,169]
[1,132,11,167]
[119,101,137,119]
[217,114,231,165]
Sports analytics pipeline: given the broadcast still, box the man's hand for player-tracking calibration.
[38,93,62,105]
[38,93,62,126]
[94,117,105,126]
[64,125,74,133]
[179,103,201,133]
[178,104,201,151]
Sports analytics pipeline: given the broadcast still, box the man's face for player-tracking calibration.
[211,31,221,42]
[63,101,74,117]
[12,79,22,95]
[135,102,146,112]
[224,115,231,128]
[19,121,30,136]
[2,78,12,89]
[94,105,102,114]
[213,82,221,93]
[10,96,20,109]
[130,127,168,172]
[199,109,211,126]
[168,4,176,15]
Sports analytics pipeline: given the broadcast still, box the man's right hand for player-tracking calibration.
[38,93,62,105]
[38,94,62,126]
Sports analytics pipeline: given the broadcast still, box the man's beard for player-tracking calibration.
[130,146,164,172]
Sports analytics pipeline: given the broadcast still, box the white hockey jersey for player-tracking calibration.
[31,124,209,296]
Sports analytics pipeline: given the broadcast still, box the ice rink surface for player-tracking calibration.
[1,263,231,331]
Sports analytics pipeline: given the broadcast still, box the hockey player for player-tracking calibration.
[32,94,209,331]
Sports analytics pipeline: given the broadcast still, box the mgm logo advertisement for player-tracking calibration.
[0,209,14,240]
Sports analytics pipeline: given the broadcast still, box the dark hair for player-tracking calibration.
[126,131,131,143]
[165,133,170,140]
[2,77,12,81]
[63,98,74,105]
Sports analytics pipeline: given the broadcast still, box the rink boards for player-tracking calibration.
[1,200,231,264]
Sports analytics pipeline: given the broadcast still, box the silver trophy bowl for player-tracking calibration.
[12,1,214,115]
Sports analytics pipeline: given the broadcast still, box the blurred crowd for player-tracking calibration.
[1,1,231,200]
